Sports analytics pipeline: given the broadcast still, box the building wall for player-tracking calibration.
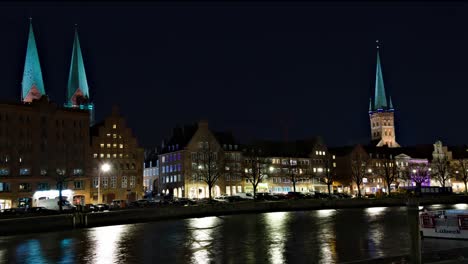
[90,109,144,203]
[369,111,399,147]
[0,97,91,208]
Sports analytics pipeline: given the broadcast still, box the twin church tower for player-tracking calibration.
[21,18,94,125]
[20,19,398,146]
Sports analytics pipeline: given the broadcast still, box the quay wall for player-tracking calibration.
[1,195,467,236]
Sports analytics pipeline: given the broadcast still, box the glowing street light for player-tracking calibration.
[98,163,111,204]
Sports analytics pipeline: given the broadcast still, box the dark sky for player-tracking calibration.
[0,2,466,148]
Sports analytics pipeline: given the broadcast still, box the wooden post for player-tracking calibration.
[407,199,422,264]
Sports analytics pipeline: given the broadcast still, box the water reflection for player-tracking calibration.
[86,225,129,264]
[316,209,337,263]
[2,205,468,264]
[186,216,221,264]
[365,207,387,216]
[454,203,468,210]
[15,239,47,264]
[365,207,387,258]
[264,212,289,264]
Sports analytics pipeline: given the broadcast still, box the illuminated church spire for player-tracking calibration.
[373,41,388,110]
[65,25,95,126]
[22,18,45,103]
[368,40,399,148]
[67,26,90,106]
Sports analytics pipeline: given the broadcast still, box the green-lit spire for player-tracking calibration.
[22,18,45,103]
[389,96,394,110]
[374,42,388,110]
[66,26,90,106]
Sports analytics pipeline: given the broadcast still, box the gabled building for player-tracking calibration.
[89,107,144,203]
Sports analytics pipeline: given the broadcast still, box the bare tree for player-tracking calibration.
[432,156,450,187]
[350,149,370,198]
[376,156,399,195]
[282,157,313,193]
[405,163,430,189]
[242,149,270,199]
[323,154,336,196]
[192,142,224,200]
[454,159,468,194]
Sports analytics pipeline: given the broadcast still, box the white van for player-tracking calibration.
[235,192,254,200]
[36,198,75,211]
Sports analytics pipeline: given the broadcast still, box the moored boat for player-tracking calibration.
[420,210,468,239]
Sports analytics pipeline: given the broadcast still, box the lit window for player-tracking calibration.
[332,155,335,160]
[107,144,111,148]
[315,151,318,155]
[113,124,117,129]
[110,176,117,188]
[121,176,128,188]
[333,162,336,168]
[113,154,117,158]
[113,134,117,139]
[106,133,111,137]
[313,168,317,172]
[93,153,98,158]
[119,144,123,149]
[100,143,104,148]
[318,168,323,173]
[119,154,123,158]
[130,176,136,188]
[107,154,111,158]
[100,153,104,158]
[113,144,117,148]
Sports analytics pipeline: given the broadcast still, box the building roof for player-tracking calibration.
[66,27,90,106]
[449,145,468,159]
[249,137,324,158]
[22,19,45,102]
[160,124,198,153]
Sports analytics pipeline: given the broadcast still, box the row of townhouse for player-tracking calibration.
[330,141,468,196]
[147,120,337,199]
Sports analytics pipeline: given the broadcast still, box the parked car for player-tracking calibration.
[286,192,307,199]
[26,207,52,214]
[314,192,329,199]
[84,204,97,212]
[110,200,127,209]
[173,198,196,206]
[214,196,229,203]
[272,193,288,200]
[236,192,254,200]
[255,193,278,201]
[95,204,110,211]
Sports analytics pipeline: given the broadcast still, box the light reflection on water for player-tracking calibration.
[1,205,468,264]
[85,225,129,264]
[264,212,289,264]
[186,217,221,264]
[316,209,337,263]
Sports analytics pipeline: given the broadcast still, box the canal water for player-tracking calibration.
[1,204,468,264]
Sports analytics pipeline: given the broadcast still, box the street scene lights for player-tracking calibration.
[98,163,111,204]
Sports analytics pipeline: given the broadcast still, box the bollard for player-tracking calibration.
[407,199,422,264]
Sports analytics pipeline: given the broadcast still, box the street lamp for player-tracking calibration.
[97,163,111,204]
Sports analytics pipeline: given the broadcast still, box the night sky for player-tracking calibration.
[0,2,466,148]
